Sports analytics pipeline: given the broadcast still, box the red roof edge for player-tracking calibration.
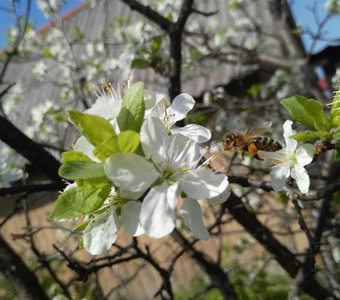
[36,2,88,35]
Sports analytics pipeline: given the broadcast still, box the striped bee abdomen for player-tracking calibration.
[251,136,282,152]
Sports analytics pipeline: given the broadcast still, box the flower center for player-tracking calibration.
[274,152,297,167]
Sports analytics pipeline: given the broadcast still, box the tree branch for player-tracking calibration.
[0,115,61,180]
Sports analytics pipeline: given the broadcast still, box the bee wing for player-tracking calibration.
[247,121,272,136]
[211,140,224,150]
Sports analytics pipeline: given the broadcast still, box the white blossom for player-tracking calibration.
[104,117,229,239]
[259,120,314,194]
[149,93,211,143]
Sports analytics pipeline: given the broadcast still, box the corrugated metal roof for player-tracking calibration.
[0,0,300,167]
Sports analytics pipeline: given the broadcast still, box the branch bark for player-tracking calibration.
[224,192,334,299]
[0,115,61,180]
[0,235,49,300]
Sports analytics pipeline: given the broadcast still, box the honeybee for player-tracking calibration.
[224,126,282,160]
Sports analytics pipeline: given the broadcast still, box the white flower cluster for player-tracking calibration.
[325,0,340,15]
[65,82,230,255]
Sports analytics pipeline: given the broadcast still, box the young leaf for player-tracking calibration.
[290,130,330,142]
[334,144,340,162]
[73,220,91,232]
[131,58,149,69]
[59,161,106,180]
[151,36,162,53]
[117,130,140,153]
[50,185,111,219]
[76,177,112,189]
[62,150,91,162]
[332,131,340,140]
[281,96,327,130]
[68,110,115,146]
[330,90,340,127]
[93,135,119,161]
[117,82,145,132]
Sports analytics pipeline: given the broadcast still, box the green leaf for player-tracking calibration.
[290,130,330,142]
[73,220,91,231]
[68,110,115,146]
[131,58,149,69]
[50,185,111,219]
[117,82,145,132]
[41,47,52,58]
[151,36,162,53]
[62,150,91,162]
[73,26,84,41]
[76,177,112,189]
[332,131,340,140]
[334,145,340,162]
[229,0,239,10]
[117,130,140,153]
[93,135,119,161]
[59,161,106,180]
[330,91,340,127]
[281,96,327,130]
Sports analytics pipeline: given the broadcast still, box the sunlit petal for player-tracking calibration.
[296,144,314,166]
[166,93,195,126]
[270,163,290,191]
[283,120,297,152]
[83,209,120,255]
[121,201,144,236]
[140,183,178,238]
[84,95,121,119]
[171,124,211,143]
[74,136,100,162]
[181,198,209,240]
[291,164,310,194]
[141,117,168,163]
[167,134,201,169]
[104,153,159,193]
[180,169,229,200]
[207,186,231,204]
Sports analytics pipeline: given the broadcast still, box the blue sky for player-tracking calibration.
[290,0,340,53]
[0,0,339,53]
[0,0,82,48]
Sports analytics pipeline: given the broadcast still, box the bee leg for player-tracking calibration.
[253,153,264,161]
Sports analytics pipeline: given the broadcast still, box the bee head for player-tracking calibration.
[224,133,235,150]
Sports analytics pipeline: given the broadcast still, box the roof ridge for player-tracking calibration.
[36,2,88,35]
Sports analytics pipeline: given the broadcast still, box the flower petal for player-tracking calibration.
[146,93,168,119]
[296,144,314,166]
[83,209,120,255]
[180,169,229,200]
[257,149,286,161]
[270,163,290,191]
[121,201,144,236]
[119,189,145,200]
[85,95,121,119]
[180,198,209,240]
[140,183,178,238]
[166,93,195,126]
[141,117,168,164]
[208,186,231,204]
[283,120,297,152]
[167,134,201,169]
[171,124,211,143]
[291,164,310,194]
[74,136,100,162]
[104,153,159,193]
